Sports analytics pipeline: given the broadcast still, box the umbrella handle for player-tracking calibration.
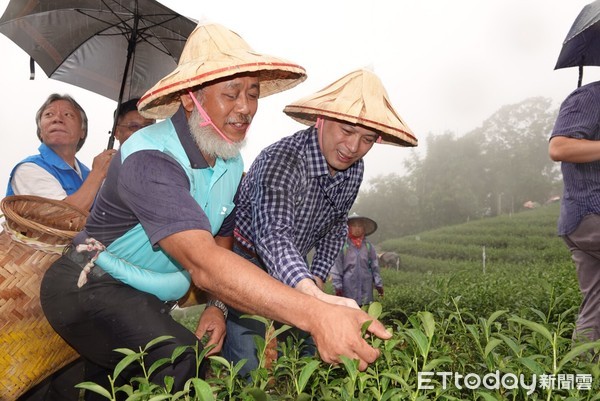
[107,132,115,150]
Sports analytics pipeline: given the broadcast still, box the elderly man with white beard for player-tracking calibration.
[39,22,391,400]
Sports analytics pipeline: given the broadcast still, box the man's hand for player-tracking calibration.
[91,149,117,179]
[195,304,226,355]
[314,276,325,290]
[296,278,359,309]
[376,286,384,298]
[309,303,392,371]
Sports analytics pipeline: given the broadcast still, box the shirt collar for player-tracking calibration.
[171,106,209,169]
[38,142,78,171]
[306,126,332,178]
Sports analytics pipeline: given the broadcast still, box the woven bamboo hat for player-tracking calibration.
[283,69,417,147]
[348,213,378,236]
[138,22,307,119]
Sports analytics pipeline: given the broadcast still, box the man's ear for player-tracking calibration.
[180,92,195,113]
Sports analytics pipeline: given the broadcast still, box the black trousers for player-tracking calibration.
[17,359,84,401]
[40,256,205,401]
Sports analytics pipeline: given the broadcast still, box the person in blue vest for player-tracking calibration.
[222,69,417,377]
[6,93,116,211]
[39,23,392,400]
[9,94,154,401]
[331,214,384,307]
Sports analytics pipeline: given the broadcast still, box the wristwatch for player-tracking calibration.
[206,299,228,319]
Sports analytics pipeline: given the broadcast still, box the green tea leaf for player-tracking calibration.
[475,391,503,401]
[558,341,600,371]
[361,319,373,337]
[297,360,321,394]
[148,357,171,377]
[367,302,383,319]
[494,333,522,357]
[208,355,231,368]
[147,395,173,401]
[486,310,508,327]
[189,378,215,401]
[114,353,142,379]
[145,335,175,350]
[406,328,429,357]
[273,324,292,338]
[517,356,545,375]
[339,355,359,382]
[296,393,312,401]
[509,316,553,344]
[423,356,453,371]
[484,338,503,358]
[418,311,435,339]
[244,387,269,401]
[242,314,270,327]
[75,382,112,399]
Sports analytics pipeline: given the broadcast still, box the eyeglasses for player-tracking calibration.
[117,122,154,132]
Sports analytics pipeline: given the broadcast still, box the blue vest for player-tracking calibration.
[95,119,243,301]
[6,143,90,196]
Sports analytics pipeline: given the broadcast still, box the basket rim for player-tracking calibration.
[1,195,89,241]
[1,195,89,217]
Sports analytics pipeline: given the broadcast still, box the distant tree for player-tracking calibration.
[352,173,420,244]
[352,96,561,241]
[472,96,559,214]
[408,132,486,228]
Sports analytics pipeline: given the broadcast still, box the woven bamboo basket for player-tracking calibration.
[0,195,88,401]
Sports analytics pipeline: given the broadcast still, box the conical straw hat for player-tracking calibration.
[139,22,307,119]
[283,69,417,147]
[348,213,378,236]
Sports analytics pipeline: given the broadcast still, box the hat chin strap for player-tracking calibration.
[187,89,234,144]
[316,117,325,149]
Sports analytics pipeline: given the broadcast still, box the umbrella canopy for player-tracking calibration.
[555,0,600,87]
[0,0,197,148]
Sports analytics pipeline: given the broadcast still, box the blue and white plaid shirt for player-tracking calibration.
[551,81,600,236]
[234,126,364,287]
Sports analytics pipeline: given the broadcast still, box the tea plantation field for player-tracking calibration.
[96,203,600,400]
[375,202,579,325]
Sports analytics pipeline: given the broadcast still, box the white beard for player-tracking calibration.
[188,107,246,160]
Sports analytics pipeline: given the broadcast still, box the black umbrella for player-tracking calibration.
[0,0,196,149]
[555,0,600,87]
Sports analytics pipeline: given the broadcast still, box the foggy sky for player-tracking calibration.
[0,0,597,196]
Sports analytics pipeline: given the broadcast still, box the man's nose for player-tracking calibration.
[235,96,252,114]
[345,133,361,152]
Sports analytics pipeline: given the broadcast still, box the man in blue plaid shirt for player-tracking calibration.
[222,69,418,377]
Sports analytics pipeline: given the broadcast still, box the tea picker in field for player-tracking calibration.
[331,213,383,307]
[39,22,392,399]
[549,81,600,342]
[6,93,116,211]
[223,68,417,377]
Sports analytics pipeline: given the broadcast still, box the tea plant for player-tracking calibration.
[79,300,599,400]
[77,204,600,399]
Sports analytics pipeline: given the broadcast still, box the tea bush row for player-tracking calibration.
[85,302,600,400]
